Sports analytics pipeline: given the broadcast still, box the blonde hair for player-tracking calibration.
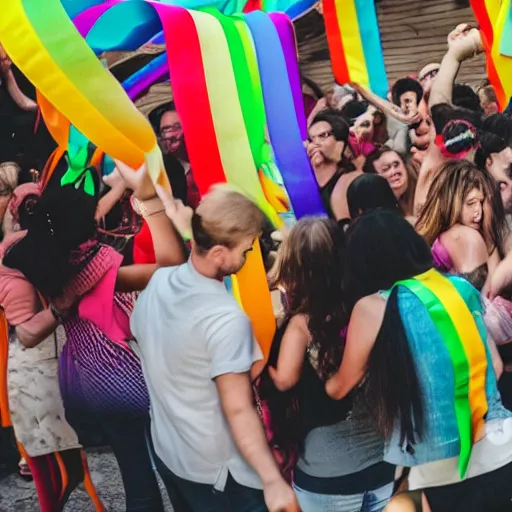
[193,185,265,253]
[416,160,493,246]
[0,162,20,193]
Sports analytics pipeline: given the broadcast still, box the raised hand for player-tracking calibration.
[114,160,156,201]
[156,184,193,239]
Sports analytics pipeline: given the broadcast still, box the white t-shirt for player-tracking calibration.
[130,261,263,492]
[409,418,512,490]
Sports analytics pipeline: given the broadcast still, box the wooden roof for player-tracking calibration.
[297,0,487,92]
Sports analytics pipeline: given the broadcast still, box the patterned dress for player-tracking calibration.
[58,243,149,417]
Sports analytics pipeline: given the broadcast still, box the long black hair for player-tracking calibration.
[4,183,99,298]
[347,173,402,219]
[344,209,431,445]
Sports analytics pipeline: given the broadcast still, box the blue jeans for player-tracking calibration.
[293,481,393,512]
[155,455,268,512]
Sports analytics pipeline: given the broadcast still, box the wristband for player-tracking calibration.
[49,304,65,324]
[131,196,165,218]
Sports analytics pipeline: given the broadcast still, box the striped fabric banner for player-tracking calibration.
[322,0,388,97]
[397,269,488,478]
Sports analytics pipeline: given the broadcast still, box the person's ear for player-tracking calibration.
[485,155,493,171]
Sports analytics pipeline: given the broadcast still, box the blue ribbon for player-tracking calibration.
[245,11,325,218]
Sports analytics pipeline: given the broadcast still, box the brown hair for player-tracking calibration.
[192,185,265,254]
[416,160,494,246]
[363,147,418,216]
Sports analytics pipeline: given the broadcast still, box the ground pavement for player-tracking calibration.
[0,447,174,511]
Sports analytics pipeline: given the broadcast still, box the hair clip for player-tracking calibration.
[46,212,54,236]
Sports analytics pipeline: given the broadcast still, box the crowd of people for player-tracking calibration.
[1,19,512,512]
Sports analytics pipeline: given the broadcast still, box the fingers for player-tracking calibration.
[155,183,175,209]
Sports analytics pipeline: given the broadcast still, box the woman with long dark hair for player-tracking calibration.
[327,209,512,512]
[1,155,189,511]
[260,217,394,512]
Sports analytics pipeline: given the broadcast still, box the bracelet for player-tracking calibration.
[49,304,65,324]
[131,196,165,218]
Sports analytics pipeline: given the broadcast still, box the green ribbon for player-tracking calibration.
[60,144,96,196]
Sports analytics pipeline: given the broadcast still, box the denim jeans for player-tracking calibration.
[293,481,393,512]
[155,455,268,512]
[68,411,165,512]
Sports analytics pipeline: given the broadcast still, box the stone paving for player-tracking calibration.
[0,447,174,511]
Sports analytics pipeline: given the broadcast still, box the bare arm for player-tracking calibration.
[95,186,127,222]
[268,314,310,391]
[352,83,420,125]
[3,69,38,112]
[216,372,299,511]
[326,295,385,399]
[16,309,58,348]
[115,210,187,292]
[429,25,483,109]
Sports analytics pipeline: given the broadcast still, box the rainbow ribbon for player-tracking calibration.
[470,0,512,111]
[395,269,488,478]
[0,0,167,189]
[322,0,387,97]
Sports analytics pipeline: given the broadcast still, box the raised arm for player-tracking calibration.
[114,161,188,292]
[429,24,483,108]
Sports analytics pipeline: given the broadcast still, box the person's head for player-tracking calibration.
[418,63,440,96]
[192,186,265,279]
[0,162,21,222]
[307,109,350,168]
[3,184,99,297]
[6,182,41,234]
[416,160,498,246]
[452,83,482,115]
[430,103,482,161]
[151,102,186,159]
[347,173,402,220]
[391,78,423,116]
[364,148,410,199]
[269,217,346,377]
[478,85,499,117]
[476,113,512,214]
[344,209,430,443]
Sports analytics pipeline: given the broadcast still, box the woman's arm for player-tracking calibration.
[113,161,188,292]
[2,69,38,112]
[268,314,310,391]
[95,172,127,222]
[326,295,385,399]
[429,25,483,108]
[16,309,58,348]
[351,83,420,125]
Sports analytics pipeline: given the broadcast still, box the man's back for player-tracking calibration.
[131,261,262,490]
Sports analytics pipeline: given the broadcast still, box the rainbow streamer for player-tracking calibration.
[0,0,167,189]
[323,0,387,97]
[470,0,512,111]
[1,0,326,359]
[395,269,488,478]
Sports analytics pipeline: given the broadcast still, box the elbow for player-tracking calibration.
[15,328,40,348]
[325,376,349,400]
[274,378,296,392]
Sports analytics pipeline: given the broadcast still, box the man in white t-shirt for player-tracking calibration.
[131,186,298,512]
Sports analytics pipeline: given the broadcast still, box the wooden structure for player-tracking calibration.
[297,0,486,91]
